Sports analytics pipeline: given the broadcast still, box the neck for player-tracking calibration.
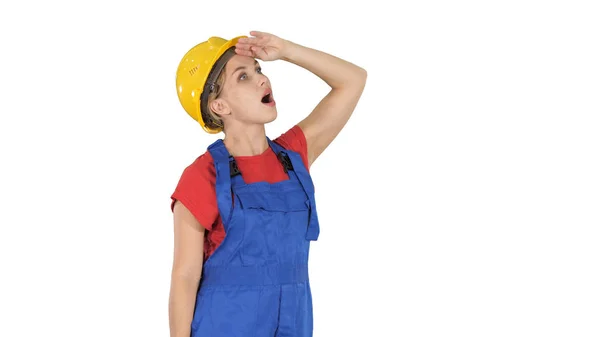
[222,124,268,157]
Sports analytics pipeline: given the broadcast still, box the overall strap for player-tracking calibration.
[266,137,294,174]
[266,137,320,241]
[207,139,238,224]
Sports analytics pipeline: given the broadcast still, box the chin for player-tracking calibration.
[270,109,278,119]
[263,107,278,123]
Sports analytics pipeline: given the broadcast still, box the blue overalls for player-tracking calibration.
[190,137,320,337]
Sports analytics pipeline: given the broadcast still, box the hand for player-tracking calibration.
[235,31,290,61]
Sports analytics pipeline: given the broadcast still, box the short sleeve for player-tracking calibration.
[170,153,219,231]
[274,125,309,171]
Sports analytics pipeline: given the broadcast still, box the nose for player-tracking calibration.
[258,74,268,87]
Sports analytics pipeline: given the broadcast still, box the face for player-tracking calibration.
[210,54,277,128]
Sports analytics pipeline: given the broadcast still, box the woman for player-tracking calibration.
[169,31,367,337]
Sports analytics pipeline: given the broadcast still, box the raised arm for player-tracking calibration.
[282,41,367,166]
[235,32,367,167]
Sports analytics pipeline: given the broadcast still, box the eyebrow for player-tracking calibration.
[232,60,260,77]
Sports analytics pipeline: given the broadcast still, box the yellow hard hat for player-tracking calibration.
[175,36,246,133]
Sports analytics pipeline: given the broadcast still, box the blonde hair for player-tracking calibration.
[204,65,227,130]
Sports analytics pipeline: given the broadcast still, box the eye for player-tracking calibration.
[256,67,262,74]
[239,72,247,81]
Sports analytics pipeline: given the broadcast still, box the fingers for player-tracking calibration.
[235,42,252,51]
[249,31,270,38]
[238,31,272,46]
[251,46,268,59]
[237,36,262,45]
[235,45,268,60]
[235,46,254,57]
[235,32,273,59]
[235,41,254,56]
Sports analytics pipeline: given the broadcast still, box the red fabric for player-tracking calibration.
[171,125,309,262]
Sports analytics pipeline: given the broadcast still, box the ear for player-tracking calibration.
[209,98,231,117]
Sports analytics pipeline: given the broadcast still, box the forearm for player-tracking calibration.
[169,275,200,337]
[281,40,366,89]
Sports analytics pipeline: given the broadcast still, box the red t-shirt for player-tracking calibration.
[170,125,309,262]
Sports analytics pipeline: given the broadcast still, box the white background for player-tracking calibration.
[1,0,599,336]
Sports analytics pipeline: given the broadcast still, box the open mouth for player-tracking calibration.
[261,89,275,105]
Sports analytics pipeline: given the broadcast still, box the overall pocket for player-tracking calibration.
[235,191,309,266]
